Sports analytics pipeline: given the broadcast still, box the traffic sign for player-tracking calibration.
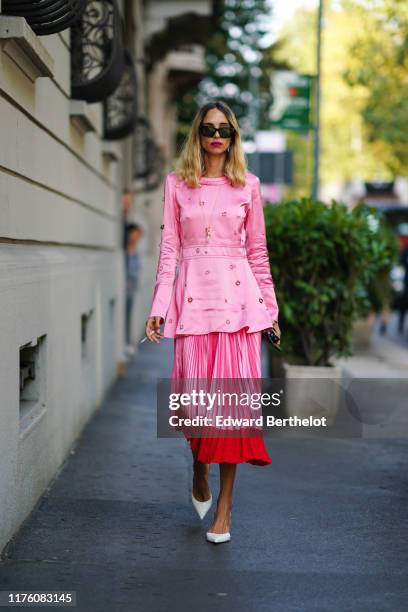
[270,71,313,132]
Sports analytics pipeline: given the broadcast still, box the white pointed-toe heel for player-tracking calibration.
[205,531,231,544]
[191,492,213,520]
[206,510,232,544]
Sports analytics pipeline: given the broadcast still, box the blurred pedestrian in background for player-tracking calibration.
[122,188,133,250]
[397,239,408,335]
[125,223,143,355]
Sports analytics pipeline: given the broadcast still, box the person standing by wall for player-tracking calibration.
[397,240,408,334]
[122,188,134,250]
[125,223,143,355]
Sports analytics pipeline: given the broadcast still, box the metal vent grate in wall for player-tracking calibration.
[81,309,94,359]
[19,335,47,439]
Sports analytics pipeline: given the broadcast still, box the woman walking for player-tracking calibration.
[145,100,281,544]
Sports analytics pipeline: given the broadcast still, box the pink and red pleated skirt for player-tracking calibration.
[171,328,272,466]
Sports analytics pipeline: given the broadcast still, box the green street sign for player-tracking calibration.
[270,71,313,132]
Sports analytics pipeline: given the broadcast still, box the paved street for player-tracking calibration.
[373,311,408,351]
[0,335,408,612]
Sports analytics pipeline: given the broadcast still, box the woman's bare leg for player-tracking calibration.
[208,463,236,533]
[192,456,211,501]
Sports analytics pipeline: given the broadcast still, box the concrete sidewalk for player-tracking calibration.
[337,319,408,377]
[0,336,407,612]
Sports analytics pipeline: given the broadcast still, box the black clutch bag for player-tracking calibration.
[263,327,281,352]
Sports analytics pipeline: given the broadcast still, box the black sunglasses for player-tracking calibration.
[199,123,235,139]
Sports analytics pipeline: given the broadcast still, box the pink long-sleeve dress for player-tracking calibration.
[149,170,280,465]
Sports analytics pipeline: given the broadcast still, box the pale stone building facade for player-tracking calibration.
[0,0,218,554]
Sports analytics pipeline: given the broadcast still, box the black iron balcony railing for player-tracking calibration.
[103,49,137,140]
[145,139,165,191]
[132,117,165,191]
[71,0,124,103]
[2,0,86,35]
[133,117,151,180]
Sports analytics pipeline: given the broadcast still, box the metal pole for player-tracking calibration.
[249,62,260,179]
[312,0,323,200]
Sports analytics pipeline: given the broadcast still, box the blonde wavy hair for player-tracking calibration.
[174,100,247,188]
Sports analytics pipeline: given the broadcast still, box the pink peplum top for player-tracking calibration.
[148,170,279,338]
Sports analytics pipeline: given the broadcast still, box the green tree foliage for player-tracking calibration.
[274,0,408,195]
[263,197,398,365]
[175,0,290,150]
[343,0,408,174]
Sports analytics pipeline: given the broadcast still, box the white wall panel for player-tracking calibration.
[0,97,116,217]
[0,53,109,180]
[0,15,126,555]
[0,171,117,247]
[38,33,71,97]
[0,244,122,552]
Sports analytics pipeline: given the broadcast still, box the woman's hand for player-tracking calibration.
[264,320,281,347]
[272,320,281,336]
[145,316,164,343]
